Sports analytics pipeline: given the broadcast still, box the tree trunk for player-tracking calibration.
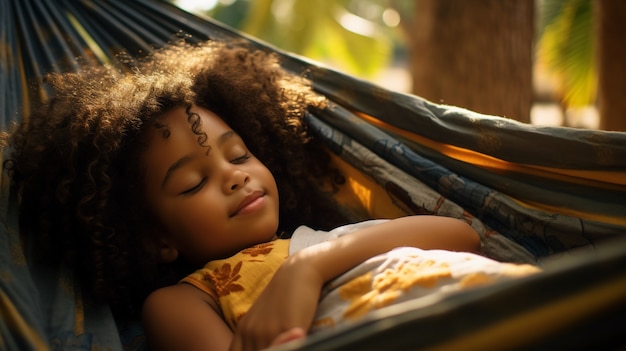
[595,0,626,131]
[409,0,534,122]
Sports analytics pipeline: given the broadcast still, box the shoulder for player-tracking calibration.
[142,284,231,351]
[143,283,219,314]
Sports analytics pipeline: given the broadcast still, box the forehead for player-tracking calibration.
[140,106,232,184]
[147,106,231,140]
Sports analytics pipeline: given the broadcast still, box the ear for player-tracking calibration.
[142,221,180,263]
[157,238,179,263]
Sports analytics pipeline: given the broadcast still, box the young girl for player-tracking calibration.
[2,41,354,324]
[2,40,533,351]
[138,104,481,351]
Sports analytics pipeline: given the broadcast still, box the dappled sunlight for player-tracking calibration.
[174,0,219,12]
[168,0,620,130]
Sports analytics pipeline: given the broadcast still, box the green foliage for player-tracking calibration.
[536,0,596,108]
[175,0,394,77]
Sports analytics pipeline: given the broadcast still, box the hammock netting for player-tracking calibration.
[1,1,625,350]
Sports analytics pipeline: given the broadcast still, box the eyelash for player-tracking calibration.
[181,177,206,195]
[231,152,251,164]
[179,153,250,195]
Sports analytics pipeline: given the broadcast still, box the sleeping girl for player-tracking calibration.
[1,40,539,351]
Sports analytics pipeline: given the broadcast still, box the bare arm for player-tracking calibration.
[232,215,480,350]
[294,215,480,284]
[142,283,233,351]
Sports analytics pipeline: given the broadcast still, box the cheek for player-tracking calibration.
[163,198,215,232]
[256,164,278,191]
[168,189,227,232]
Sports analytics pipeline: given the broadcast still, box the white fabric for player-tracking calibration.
[288,220,540,333]
[289,220,389,255]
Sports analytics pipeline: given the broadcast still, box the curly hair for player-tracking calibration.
[2,40,360,320]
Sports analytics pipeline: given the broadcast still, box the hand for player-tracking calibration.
[228,256,323,351]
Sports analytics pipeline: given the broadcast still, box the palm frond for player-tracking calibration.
[212,0,393,77]
[536,0,596,108]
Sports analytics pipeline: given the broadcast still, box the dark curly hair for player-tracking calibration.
[1,40,360,320]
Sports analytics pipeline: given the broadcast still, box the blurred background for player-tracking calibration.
[167,0,626,131]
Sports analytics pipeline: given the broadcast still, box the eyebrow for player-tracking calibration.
[160,130,239,189]
[217,130,238,146]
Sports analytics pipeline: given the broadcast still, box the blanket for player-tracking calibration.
[290,221,540,333]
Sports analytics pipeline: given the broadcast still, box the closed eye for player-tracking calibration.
[231,153,251,164]
[180,177,207,195]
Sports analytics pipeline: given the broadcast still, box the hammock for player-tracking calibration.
[1,0,625,350]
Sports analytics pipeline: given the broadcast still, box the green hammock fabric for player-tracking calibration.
[1,0,625,350]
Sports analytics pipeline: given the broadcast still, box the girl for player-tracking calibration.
[139,104,481,351]
[2,40,498,351]
[1,41,353,323]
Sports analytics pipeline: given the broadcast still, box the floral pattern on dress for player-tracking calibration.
[206,261,245,298]
[241,242,274,257]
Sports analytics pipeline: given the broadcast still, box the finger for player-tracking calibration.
[270,327,306,346]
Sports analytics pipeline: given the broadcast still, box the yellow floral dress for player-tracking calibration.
[181,239,290,330]
[181,221,540,333]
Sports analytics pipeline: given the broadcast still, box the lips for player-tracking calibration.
[230,191,265,217]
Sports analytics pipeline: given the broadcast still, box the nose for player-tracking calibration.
[226,169,250,193]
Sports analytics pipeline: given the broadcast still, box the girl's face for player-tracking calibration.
[141,106,280,266]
